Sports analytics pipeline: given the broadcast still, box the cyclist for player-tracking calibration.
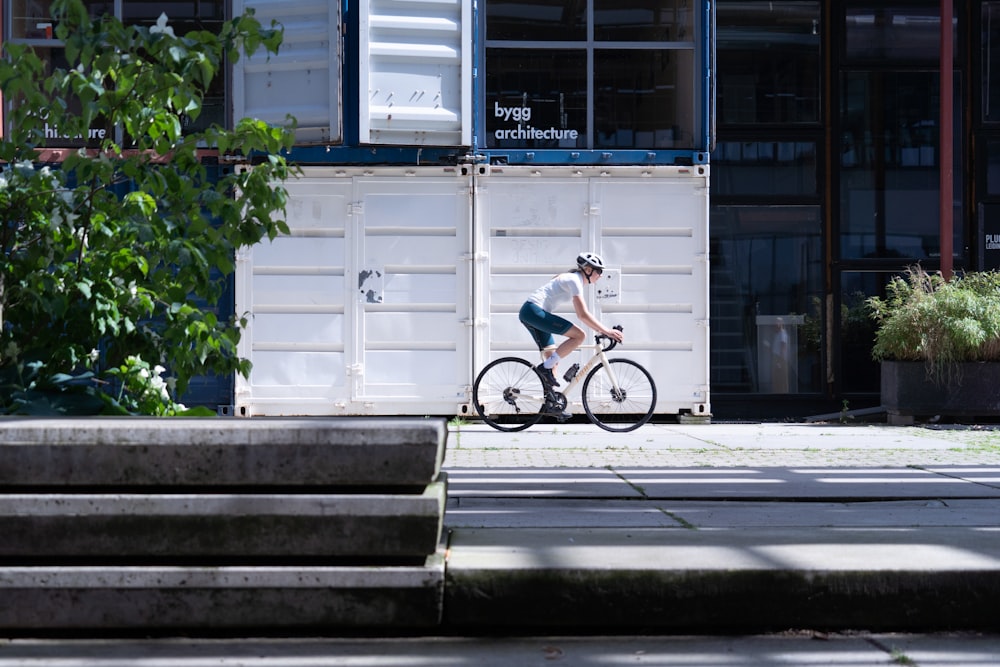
[518,252,625,394]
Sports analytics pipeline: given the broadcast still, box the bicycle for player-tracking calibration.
[472,326,657,433]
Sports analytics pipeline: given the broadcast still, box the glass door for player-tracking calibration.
[833,1,964,394]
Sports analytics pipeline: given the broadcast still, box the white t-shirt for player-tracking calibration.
[527,272,583,312]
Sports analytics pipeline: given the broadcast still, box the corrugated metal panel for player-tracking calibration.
[235,166,474,416]
[358,0,471,146]
[232,0,341,144]
[236,165,709,418]
[473,165,711,417]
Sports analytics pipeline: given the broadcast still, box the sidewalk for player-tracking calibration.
[0,420,998,665]
[441,421,1000,633]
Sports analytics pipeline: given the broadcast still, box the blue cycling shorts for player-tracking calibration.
[518,301,572,351]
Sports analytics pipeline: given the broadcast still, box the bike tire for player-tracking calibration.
[581,358,657,432]
[473,357,546,432]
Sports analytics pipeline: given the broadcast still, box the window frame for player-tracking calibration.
[481,0,700,151]
[3,0,228,144]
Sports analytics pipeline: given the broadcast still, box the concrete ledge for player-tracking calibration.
[0,417,449,632]
[0,557,445,630]
[444,527,1000,633]
[0,417,446,486]
[0,482,446,559]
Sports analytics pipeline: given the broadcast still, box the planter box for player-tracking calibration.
[882,360,1000,421]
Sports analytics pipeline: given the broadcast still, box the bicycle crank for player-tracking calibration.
[545,391,568,412]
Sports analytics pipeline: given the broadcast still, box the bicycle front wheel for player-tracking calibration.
[472,357,546,432]
[582,358,657,432]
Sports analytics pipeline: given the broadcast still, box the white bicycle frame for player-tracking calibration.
[542,339,623,401]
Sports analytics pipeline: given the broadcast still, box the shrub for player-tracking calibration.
[867,266,1000,382]
[0,0,296,415]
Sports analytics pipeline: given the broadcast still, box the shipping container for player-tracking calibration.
[0,0,712,419]
[230,0,712,418]
[235,163,709,418]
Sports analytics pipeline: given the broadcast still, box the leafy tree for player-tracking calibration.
[0,0,296,415]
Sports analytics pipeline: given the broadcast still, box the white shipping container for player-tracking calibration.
[232,0,343,144]
[235,166,474,416]
[236,165,710,418]
[473,165,711,418]
[359,0,472,146]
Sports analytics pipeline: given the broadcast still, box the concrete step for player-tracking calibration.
[0,417,446,487]
[0,483,446,559]
[0,557,445,630]
[0,417,450,632]
[443,527,1000,633]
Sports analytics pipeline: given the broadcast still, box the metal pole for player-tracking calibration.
[940,0,954,279]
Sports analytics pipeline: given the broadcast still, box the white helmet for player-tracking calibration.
[576,252,605,272]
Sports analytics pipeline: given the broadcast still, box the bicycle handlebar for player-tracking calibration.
[595,325,624,352]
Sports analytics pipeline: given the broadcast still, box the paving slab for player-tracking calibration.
[446,498,680,528]
[618,466,1000,499]
[652,423,966,450]
[663,498,1000,528]
[447,527,1000,572]
[446,467,639,498]
[450,422,992,453]
[445,422,1000,468]
[445,498,1000,529]
[923,466,1000,484]
[446,466,1000,500]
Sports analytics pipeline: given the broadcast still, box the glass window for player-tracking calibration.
[594,0,693,41]
[5,1,228,140]
[711,140,818,196]
[845,3,956,64]
[709,205,823,393]
[484,0,698,150]
[983,2,1000,122]
[594,49,693,148]
[988,140,1000,195]
[8,0,53,39]
[124,1,225,34]
[7,0,111,39]
[716,0,820,125]
[486,0,586,41]
[485,49,587,149]
[8,1,223,39]
[839,71,963,260]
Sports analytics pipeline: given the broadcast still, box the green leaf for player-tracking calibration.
[0,0,294,415]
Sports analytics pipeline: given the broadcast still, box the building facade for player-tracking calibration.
[2,0,990,418]
[712,0,987,417]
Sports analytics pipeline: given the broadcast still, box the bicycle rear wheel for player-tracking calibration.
[473,357,546,431]
[582,358,657,432]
